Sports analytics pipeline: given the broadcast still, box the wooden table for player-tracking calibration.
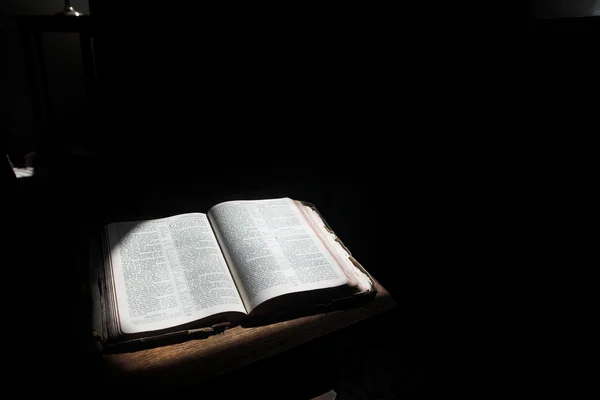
[101,279,395,387]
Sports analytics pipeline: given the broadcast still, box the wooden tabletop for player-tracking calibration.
[101,279,395,386]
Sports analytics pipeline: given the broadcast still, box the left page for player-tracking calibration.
[106,213,246,335]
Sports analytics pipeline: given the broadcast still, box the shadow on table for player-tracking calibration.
[241,286,378,328]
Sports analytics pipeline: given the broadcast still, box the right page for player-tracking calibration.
[298,202,374,294]
[207,198,348,312]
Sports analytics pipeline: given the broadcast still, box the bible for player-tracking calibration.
[91,197,376,349]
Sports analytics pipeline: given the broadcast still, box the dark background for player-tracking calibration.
[2,1,598,398]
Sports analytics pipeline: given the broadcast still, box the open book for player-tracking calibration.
[91,198,375,348]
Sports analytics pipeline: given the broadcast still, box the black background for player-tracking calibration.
[2,2,598,398]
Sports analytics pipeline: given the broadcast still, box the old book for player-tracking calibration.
[91,197,376,349]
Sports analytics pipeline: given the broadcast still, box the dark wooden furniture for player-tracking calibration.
[101,279,395,387]
[16,15,98,147]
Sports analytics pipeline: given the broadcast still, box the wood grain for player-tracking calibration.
[102,279,395,386]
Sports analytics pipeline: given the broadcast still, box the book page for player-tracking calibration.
[208,198,348,311]
[298,204,373,293]
[106,213,246,334]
